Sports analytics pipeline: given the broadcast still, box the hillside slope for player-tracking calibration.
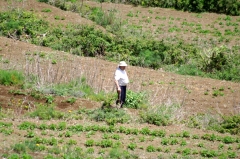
[0,0,240,116]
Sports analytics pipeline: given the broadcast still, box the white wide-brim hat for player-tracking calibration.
[118,61,127,66]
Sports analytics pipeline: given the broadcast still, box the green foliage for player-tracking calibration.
[1,5,239,82]
[146,145,156,152]
[200,149,218,157]
[41,8,52,12]
[12,143,26,153]
[208,115,240,135]
[140,104,181,126]
[87,7,117,27]
[127,142,137,150]
[85,139,95,147]
[89,108,130,125]
[45,95,54,104]
[108,148,133,159]
[66,97,77,104]
[199,46,230,73]
[0,10,49,41]
[138,50,163,69]
[18,121,36,130]
[29,104,64,120]
[127,0,240,16]
[40,78,84,97]
[125,90,148,109]
[0,70,24,86]
[0,128,13,136]
[222,136,235,144]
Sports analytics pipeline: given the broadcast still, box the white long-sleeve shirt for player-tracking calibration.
[114,67,129,86]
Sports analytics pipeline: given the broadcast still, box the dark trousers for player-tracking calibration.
[117,86,127,107]
[120,86,127,106]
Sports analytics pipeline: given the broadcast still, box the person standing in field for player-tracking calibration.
[114,61,129,108]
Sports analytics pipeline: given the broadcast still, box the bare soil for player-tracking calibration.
[1,0,240,116]
[0,0,240,158]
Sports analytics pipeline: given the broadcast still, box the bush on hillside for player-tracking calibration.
[0,70,25,86]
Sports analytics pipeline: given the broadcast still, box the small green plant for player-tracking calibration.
[218,143,224,150]
[67,139,77,145]
[127,11,134,17]
[85,139,95,147]
[204,91,209,95]
[66,97,77,104]
[161,138,169,145]
[41,8,52,12]
[170,138,179,145]
[197,142,204,148]
[222,136,235,144]
[201,133,217,141]
[182,131,191,138]
[18,121,36,130]
[25,131,35,138]
[0,128,13,135]
[146,145,156,152]
[12,143,26,153]
[54,16,61,20]
[180,139,187,146]
[139,136,145,142]
[112,134,120,140]
[65,131,73,137]
[48,123,57,130]
[192,134,200,139]
[200,149,218,157]
[127,143,137,150]
[57,122,66,131]
[98,139,113,148]
[51,59,57,64]
[182,148,191,156]
[45,95,54,104]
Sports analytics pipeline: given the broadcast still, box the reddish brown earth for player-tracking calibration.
[0,0,240,116]
[0,1,240,158]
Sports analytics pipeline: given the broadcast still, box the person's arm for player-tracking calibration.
[114,79,121,92]
[114,69,121,92]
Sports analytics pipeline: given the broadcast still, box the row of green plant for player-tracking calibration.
[4,141,239,159]
[110,0,240,16]
[26,100,240,135]
[3,146,137,159]
[1,9,240,81]
[1,120,238,145]
[1,119,239,158]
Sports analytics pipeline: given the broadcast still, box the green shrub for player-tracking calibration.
[89,108,130,125]
[108,148,133,159]
[200,46,229,73]
[87,7,117,27]
[29,104,64,120]
[140,104,181,126]
[208,114,240,135]
[12,143,26,153]
[0,70,24,86]
[125,90,148,109]
[1,8,239,82]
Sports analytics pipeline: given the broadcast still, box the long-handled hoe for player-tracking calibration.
[116,92,121,109]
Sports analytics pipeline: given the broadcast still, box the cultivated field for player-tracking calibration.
[0,0,240,158]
